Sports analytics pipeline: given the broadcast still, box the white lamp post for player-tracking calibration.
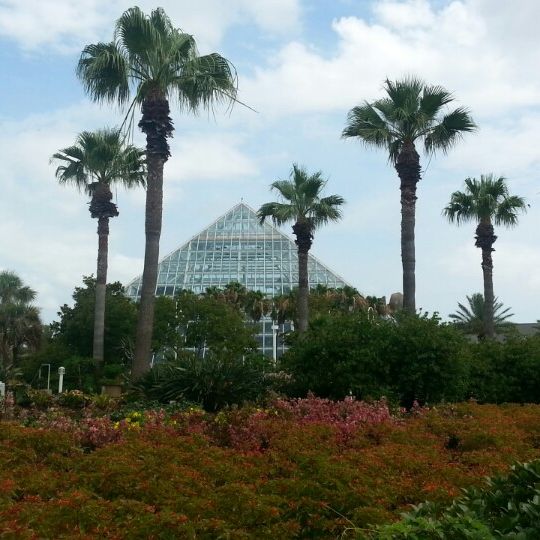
[272,323,279,362]
[58,367,65,394]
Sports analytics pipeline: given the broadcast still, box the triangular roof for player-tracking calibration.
[125,202,349,299]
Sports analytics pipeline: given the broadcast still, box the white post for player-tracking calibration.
[272,323,279,362]
[58,367,65,394]
[0,381,5,398]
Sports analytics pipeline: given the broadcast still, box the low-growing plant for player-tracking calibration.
[132,352,273,411]
[364,460,540,538]
[57,390,88,409]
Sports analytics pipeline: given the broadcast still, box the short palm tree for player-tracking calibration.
[77,7,238,378]
[52,129,145,365]
[444,175,526,338]
[0,271,42,371]
[243,290,271,322]
[342,77,476,312]
[450,293,513,339]
[257,165,345,333]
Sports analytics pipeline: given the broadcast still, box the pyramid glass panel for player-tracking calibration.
[125,203,349,356]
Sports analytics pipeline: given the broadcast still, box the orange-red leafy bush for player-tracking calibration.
[1,402,540,538]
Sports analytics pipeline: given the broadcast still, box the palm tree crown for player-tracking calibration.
[342,77,476,162]
[77,7,237,118]
[52,128,145,197]
[449,293,513,338]
[443,174,527,227]
[257,164,344,231]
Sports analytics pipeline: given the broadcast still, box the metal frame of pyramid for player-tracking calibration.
[125,202,350,356]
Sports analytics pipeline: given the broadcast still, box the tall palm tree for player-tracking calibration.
[77,7,238,378]
[450,293,513,339]
[444,175,526,338]
[0,271,42,371]
[52,129,145,365]
[257,164,345,333]
[342,77,476,312]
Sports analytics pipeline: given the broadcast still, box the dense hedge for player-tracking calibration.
[281,313,540,406]
[2,402,540,538]
[282,312,469,405]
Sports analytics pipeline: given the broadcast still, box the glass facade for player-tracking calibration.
[125,203,349,356]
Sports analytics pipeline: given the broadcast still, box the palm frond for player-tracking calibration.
[174,52,238,112]
[77,42,130,105]
[342,102,394,150]
[423,107,476,154]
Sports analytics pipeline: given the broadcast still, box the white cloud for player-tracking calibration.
[242,0,540,117]
[167,134,258,183]
[0,0,301,53]
[442,114,540,179]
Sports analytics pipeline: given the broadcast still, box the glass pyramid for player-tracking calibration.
[125,202,349,355]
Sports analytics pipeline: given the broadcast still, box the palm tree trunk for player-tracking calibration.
[475,220,497,339]
[93,216,109,365]
[292,221,313,333]
[133,90,173,379]
[395,141,421,313]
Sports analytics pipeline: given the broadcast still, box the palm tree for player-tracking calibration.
[444,175,526,338]
[52,129,145,366]
[342,77,476,312]
[0,271,42,371]
[450,293,513,339]
[257,165,345,333]
[77,7,238,378]
[243,290,271,322]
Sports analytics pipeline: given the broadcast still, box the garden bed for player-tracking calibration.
[1,400,540,538]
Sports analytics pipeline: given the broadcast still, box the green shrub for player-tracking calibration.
[282,312,469,406]
[57,390,88,409]
[367,460,540,539]
[131,352,272,411]
[467,335,540,403]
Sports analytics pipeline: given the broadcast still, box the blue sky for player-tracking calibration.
[0,0,539,323]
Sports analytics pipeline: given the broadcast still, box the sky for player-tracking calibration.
[0,0,539,323]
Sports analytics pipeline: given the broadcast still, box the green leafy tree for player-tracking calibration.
[77,7,238,378]
[152,291,257,360]
[0,271,42,372]
[50,277,137,368]
[343,77,475,312]
[52,129,145,366]
[258,164,345,333]
[450,293,514,339]
[444,175,526,338]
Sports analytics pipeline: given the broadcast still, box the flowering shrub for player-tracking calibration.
[57,390,88,409]
[1,402,540,537]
